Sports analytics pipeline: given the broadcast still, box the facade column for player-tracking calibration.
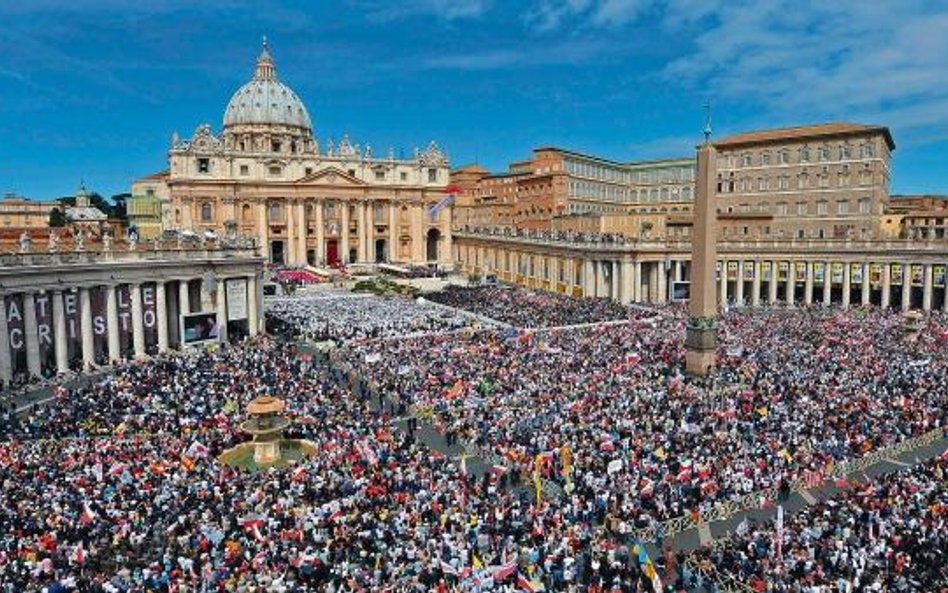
[340,201,351,263]
[861,263,871,306]
[297,200,307,266]
[441,208,453,267]
[922,264,933,311]
[357,200,367,263]
[106,286,120,363]
[842,263,852,309]
[823,262,832,306]
[314,199,325,265]
[23,293,41,377]
[156,282,169,353]
[0,296,11,385]
[53,290,68,374]
[735,260,745,306]
[901,264,911,311]
[130,283,146,359]
[215,278,228,342]
[881,264,892,308]
[367,203,377,264]
[286,199,296,265]
[751,261,762,307]
[784,263,796,306]
[256,200,269,262]
[718,259,728,305]
[388,201,398,263]
[411,203,425,263]
[768,261,779,304]
[804,262,814,305]
[248,274,260,336]
[80,287,94,370]
[674,260,683,282]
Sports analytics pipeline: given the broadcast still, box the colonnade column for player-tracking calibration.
[823,262,832,306]
[314,199,325,265]
[583,260,595,297]
[286,199,296,264]
[367,204,377,264]
[22,293,41,377]
[216,280,228,342]
[751,261,762,307]
[248,274,260,336]
[718,259,728,305]
[735,261,745,306]
[633,261,642,302]
[179,280,191,316]
[804,262,814,305]
[768,261,779,305]
[655,261,668,304]
[106,286,120,363]
[53,290,68,374]
[674,260,683,283]
[901,264,911,312]
[131,283,145,359]
[156,282,169,353]
[841,264,851,309]
[0,299,11,385]
[881,264,892,308]
[784,264,795,306]
[861,263,871,306]
[80,287,94,370]
[620,261,633,304]
[256,200,269,262]
[922,264,933,311]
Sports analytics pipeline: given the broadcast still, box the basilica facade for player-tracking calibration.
[137,41,454,268]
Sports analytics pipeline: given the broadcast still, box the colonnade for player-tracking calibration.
[0,273,262,386]
[455,238,948,311]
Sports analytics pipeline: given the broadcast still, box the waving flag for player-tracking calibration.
[428,184,460,219]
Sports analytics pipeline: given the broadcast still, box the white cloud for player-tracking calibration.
[526,0,649,30]
[661,0,948,139]
[422,39,609,70]
[357,0,490,21]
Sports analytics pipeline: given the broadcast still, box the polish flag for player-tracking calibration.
[492,562,518,581]
[291,465,308,482]
[516,574,544,591]
[72,543,86,565]
[108,462,127,477]
[440,560,458,576]
[80,501,97,525]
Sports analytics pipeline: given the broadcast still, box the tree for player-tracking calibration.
[48,207,67,227]
[110,193,130,224]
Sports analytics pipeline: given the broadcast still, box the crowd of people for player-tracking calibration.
[2,282,947,592]
[690,454,948,591]
[347,306,948,536]
[265,293,490,342]
[427,286,639,328]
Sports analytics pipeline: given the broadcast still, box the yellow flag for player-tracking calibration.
[472,553,483,570]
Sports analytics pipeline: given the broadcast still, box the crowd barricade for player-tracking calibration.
[638,427,946,543]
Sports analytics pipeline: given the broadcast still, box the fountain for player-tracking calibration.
[218,395,317,471]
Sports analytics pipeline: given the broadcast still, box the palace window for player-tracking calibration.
[837,200,849,215]
[272,141,282,153]
[742,154,752,167]
[818,144,830,161]
[268,166,282,177]
[375,170,385,181]
[858,197,871,214]
[799,146,811,163]
[861,142,874,158]
[817,200,828,215]
[200,202,212,222]
[776,202,789,215]
[762,152,771,166]
[840,143,851,159]
[197,158,210,174]
[269,203,284,222]
[428,168,438,183]
[797,202,807,216]
[347,169,356,177]
[778,149,789,164]
[304,167,313,176]
[240,165,249,176]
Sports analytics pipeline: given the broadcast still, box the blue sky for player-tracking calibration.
[1,0,947,199]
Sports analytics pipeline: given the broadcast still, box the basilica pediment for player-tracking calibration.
[296,166,368,187]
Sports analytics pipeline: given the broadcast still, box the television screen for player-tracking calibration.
[182,312,220,344]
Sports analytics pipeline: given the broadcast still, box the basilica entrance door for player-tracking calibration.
[326,240,339,265]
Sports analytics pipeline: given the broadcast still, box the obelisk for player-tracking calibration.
[685,109,719,376]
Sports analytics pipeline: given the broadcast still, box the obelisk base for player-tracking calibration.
[685,317,718,376]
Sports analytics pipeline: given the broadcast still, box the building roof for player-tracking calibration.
[714,122,895,150]
[137,170,170,182]
[222,40,312,132]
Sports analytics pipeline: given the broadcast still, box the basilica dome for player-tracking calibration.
[222,41,312,132]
